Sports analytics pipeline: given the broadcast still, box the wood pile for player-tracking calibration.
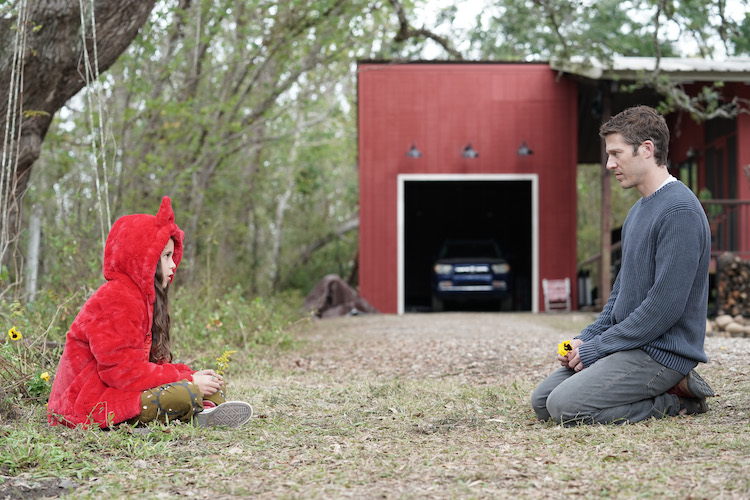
[716,253,750,318]
[707,314,750,337]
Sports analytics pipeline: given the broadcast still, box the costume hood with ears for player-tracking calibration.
[48,196,194,428]
[103,196,185,303]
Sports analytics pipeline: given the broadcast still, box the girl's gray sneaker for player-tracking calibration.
[194,401,253,428]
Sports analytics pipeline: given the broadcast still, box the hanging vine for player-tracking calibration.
[0,0,29,293]
[77,0,112,249]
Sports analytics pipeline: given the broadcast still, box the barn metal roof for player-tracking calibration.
[553,56,750,83]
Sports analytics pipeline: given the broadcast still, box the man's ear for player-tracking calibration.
[641,140,655,159]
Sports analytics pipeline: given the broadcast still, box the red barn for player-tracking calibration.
[357,62,578,313]
[357,58,750,315]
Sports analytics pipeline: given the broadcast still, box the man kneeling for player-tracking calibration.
[531,106,714,425]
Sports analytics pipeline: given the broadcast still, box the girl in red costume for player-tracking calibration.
[47,197,252,428]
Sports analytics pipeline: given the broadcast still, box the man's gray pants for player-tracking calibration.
[531,349,685,426]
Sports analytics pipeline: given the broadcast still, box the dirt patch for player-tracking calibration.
[281,311,749,413]
[286,312,603,383]
[0,478,78,499]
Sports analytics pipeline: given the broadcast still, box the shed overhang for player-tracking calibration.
[552,56,750,83]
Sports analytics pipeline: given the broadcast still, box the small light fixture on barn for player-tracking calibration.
[462,143,479,158]
[517,141,533,156]
[405,143,422,158]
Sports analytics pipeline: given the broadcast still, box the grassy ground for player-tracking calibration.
[2,313,749,499]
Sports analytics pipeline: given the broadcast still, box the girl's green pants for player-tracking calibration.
[127,380,227,425]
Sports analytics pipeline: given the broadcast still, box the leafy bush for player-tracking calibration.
[0,298,66,413]
[171,286,306,356]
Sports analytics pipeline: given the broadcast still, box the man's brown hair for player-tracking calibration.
[599,105,670,166]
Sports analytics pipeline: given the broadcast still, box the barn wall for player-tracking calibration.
[358,63,579,313]
[670,81,750,258]
[734,83,750,203]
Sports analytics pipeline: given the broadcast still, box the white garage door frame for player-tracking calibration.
[397,173,540,315]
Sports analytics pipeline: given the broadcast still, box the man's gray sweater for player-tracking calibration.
[577,180,711,375]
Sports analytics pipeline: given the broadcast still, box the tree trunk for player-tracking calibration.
[0,0,157,268]
[25,203,41,302]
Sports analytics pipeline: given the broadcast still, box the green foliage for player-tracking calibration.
[460,0,683,61]
[23,0,382,301]
[0,298,66,410]
[0,422,79,476]
[734,12,750,55]
[169,285,306,367]
[462,0,745,62]
[0,414,198,478]
[283,231,358,291]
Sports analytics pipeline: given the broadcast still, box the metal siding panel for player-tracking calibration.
[735,83,750,203]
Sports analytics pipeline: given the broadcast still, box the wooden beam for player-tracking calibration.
[600,86,612,306]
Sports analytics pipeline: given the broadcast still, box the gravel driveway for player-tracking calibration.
[287,311,749,417]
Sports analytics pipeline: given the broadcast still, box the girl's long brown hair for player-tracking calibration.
[151,260,172,363]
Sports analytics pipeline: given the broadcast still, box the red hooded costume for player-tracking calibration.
[48,197,194,428]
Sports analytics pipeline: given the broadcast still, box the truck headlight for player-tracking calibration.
[434,264,453,274]
[492,263,510,274]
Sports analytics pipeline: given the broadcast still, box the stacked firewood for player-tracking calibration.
[708,253,750,337]
[716,253,750,318]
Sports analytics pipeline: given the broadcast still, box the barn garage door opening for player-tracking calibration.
[398,175,537,313]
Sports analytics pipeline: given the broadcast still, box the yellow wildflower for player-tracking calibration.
[216,350,238,376]
[40,372,50,382]
[557,340,572,357]
[8,326,22,341]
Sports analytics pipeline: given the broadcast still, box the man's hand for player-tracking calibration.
[557,340,572,357]
[558,338,584,371]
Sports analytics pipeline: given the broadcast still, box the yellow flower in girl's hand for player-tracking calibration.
[558,340,572,357]
[8,327,22,341]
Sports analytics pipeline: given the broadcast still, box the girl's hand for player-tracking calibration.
[192,369,223,396]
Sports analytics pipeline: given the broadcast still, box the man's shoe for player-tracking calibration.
[194,401,253,428]
[668,370,715,399]
[683,370,715,398]
[678,396,708,416]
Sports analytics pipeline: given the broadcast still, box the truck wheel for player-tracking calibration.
[500,296,513,311]
[431,295,444,312]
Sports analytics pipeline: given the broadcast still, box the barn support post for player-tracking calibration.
[599,84,613,307]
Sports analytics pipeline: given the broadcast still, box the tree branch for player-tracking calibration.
[388,0,463,59]
[532,0,571,61]
[296,217,360,265]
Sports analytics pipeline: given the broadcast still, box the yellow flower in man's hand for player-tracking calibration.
[8,327,22,341]
[558,340,572,357]
[40,372,50,382]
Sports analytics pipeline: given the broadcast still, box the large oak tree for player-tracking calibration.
[0,0,157,267]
